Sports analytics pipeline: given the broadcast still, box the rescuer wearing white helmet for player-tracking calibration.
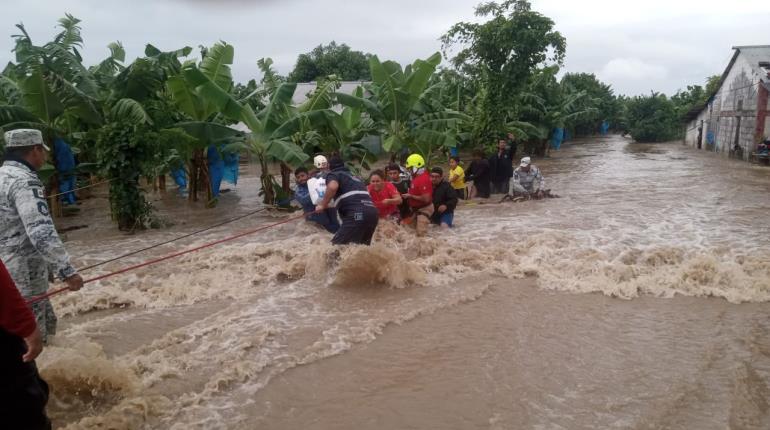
[400,153,434,237]
[313,155,328,171]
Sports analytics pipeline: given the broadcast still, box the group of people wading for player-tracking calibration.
[0,129,548,428]
[293,136,548,243]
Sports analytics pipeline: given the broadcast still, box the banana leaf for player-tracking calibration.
[265,138,309,167]
[111,98,153,125]
[200,42,234,92]
[20,68,64,124]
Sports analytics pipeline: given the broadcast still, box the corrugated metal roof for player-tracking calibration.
[292,81,369,104]
[732,45,770,78]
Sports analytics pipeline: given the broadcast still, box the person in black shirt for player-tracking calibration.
[429,167,458,228]
[488,138,514,194]
[506,132,518,159]
[386,163,411,220]
[315,156,379,245]
[465,149,491,199]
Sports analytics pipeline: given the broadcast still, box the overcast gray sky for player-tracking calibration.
[0,0,767,96]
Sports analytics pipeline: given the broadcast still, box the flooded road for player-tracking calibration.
[43,135,770,429]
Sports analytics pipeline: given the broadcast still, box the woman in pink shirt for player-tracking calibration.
[367,170,402,220]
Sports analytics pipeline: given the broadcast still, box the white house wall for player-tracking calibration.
[713,52,762,159]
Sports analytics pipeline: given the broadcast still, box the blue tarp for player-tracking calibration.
[207,145,240,198]
[223,151,239,186]
[170,147,239,197]
[706,131,715,146]
[550,128,564,150]
[54,138,76,205]
[171,168,187,190]
[207,145,225,198]
[600,121,610,135]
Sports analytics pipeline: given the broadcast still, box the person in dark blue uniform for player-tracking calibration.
[315,156,379,245]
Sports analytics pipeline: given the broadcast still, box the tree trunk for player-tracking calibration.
[202,161,213,207]
[189,148,208,203]
[48,175,62,218]
[158,174,166,192]
[280,162,291,195]
[259,154,275,205]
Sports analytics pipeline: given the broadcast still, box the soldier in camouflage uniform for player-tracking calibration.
[509,156,545,198]
[0,129,83,343]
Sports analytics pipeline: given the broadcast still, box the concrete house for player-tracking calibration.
[684,46,770,160]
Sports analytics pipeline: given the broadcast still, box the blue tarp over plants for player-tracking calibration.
[54,138,76,205]
[171,168,187,190]
[206,145,240,198]
[600,121,610,135]
[207,145,225,198]
[550,128,564,150]
[223,151,239,186]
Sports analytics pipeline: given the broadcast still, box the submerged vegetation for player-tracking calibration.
[0,1,704,230]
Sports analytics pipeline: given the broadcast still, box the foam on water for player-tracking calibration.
[44,137,770,427]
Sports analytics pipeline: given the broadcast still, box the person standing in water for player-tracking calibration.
[488,138,514,194]
[465,149,491,199]
[292,167,340,233]
[447,156,466,199]
[0,129,83,343]
[0,260,51,430]
[429,167,458,228]
[367,170,402,221]
[315,156,379,245]
[401,154,433,237]
[386,163,411,220]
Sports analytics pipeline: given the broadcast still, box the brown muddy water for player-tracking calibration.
[42,135,770,429]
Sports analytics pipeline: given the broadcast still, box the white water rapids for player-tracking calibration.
[40,135,770,429]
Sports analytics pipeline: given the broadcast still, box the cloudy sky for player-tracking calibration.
[0,0,767,96]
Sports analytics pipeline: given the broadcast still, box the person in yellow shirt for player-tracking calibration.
[448,156,466,199]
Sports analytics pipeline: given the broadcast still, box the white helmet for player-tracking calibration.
[314,155,328,169]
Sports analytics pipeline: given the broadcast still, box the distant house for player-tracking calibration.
[684,46,770,160]
[292,81,368,106]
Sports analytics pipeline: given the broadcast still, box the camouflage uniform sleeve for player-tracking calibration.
[534,168,544,191]
[510,168,527,194]
[9,178,77,280]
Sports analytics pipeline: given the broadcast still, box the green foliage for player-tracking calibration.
[288,41,371,82]
[671,84,706,119]
[626,93,681,143]
[92,121,156,230]
[560,73,619,135]
[335,52,468,163]
[442,0,566,140]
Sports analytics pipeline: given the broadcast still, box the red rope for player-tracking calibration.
[27,213,307,305]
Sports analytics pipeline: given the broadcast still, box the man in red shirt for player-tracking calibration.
[0,261,51,429]
[401,154,434,236]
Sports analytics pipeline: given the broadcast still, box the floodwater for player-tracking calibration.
[41,135,770,429]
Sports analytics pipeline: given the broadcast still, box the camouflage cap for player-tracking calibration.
[3,129,50,150]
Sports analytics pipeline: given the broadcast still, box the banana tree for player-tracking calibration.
[0,15,105,215]
[510,89,598,156]
[335,52,469,163]
[170,52,311,205]
[166,42,246,204]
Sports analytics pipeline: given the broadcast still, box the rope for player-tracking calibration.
[77,207,271,273]
[27,212,308,305]
[47,178,113,199]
